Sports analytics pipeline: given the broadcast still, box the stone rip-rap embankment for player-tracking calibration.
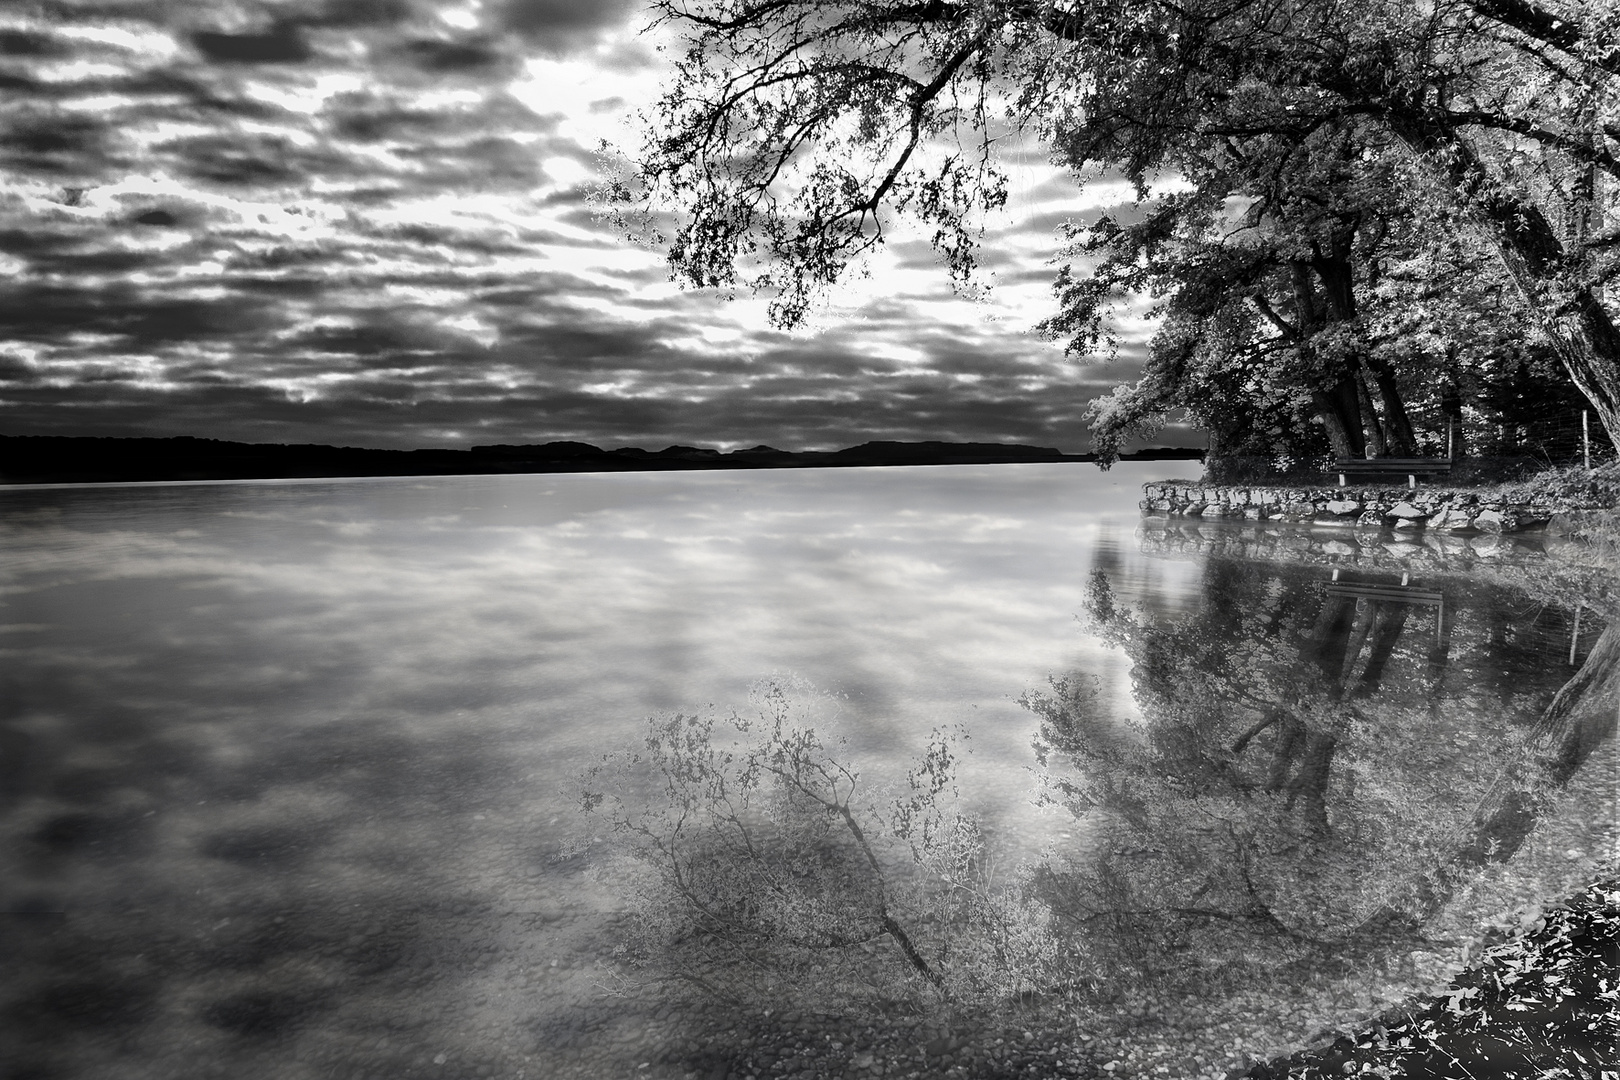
[1140,481,1620,536]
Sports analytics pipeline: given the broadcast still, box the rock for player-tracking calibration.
[1473,509,1513,533]
[1388,502,1427,519]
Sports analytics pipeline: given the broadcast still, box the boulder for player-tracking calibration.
[1325,500,1361,515]
[1431,507,1473,531]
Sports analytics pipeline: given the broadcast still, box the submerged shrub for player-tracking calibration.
[579,678,1080,1008]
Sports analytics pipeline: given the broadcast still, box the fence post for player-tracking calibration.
[1584,410,1591,470]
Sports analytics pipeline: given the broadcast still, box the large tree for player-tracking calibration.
[1046,117,1429,461]
[624,0,1620,454]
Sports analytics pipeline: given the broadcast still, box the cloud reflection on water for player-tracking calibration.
[0,463,1173,1078]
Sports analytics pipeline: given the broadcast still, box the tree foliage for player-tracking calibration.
[623,0,1620,457]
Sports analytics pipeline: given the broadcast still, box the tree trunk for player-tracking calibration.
[1441,370,1466,459]
[1365,616,1620,937]
[1389,114,1620,454]
[1353,604,1410,697]
[1292,261,1366,457]
[1313,378,1365,458]
[1283,730,1336,838]
[1355,371,1387,457]
[1364,354,1418,456]
[1536,619,1620,738]
[1546,292,1620,454]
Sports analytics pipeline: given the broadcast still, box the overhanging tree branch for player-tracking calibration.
[1465,0,1620,78]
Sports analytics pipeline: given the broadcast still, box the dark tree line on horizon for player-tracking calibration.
[608,0,1620,466]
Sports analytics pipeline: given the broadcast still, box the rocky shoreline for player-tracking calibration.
[1139,480,1620,537]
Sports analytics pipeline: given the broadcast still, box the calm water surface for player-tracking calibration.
[1,464,1614,1080]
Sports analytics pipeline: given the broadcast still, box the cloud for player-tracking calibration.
[498,0,639,53]
[0,0,1169,453]
[191,22,313,64]
[399,35,507,72]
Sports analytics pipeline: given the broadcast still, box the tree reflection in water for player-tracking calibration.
[1025,536,1617,1006]
[590,529,1617,1061]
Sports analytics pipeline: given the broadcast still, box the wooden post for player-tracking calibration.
[1571,605,1583,666]
[1446,421,1453,461]
[1584,410,1591,470]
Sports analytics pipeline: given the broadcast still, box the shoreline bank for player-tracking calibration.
[1140,479,1620,538]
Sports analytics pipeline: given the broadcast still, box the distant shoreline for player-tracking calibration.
[0,435,1203,486]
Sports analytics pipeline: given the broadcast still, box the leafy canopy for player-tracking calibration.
[621,0,1620,455]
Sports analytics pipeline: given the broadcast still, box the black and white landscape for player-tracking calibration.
[3,3,1618,1080]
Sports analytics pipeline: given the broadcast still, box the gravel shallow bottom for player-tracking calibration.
[1239,870,1619,1080]
[577,865,1618,1080]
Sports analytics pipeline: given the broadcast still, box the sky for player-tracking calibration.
[0,0,1169,453]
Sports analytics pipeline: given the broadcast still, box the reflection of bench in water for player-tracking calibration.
[1327,581,1443,605]
[1323,571,1450,665]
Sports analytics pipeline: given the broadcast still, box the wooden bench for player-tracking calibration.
[1334,457,1453,489]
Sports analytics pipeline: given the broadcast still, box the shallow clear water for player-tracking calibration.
[1,464,1614,1080]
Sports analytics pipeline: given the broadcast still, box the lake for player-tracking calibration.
[1,464,1614,1080]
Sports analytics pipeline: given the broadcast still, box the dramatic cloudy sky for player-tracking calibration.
[0,0,1166,452]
